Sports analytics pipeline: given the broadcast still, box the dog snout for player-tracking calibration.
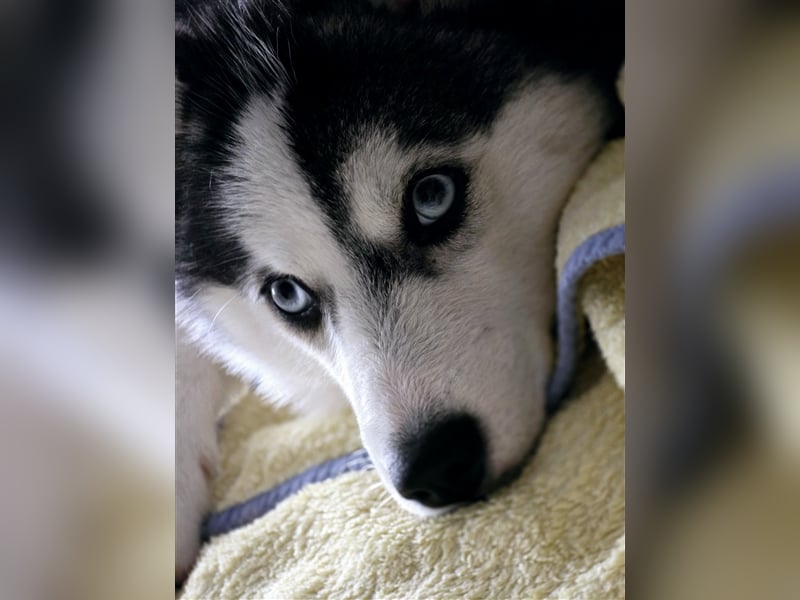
[393,413,486,508]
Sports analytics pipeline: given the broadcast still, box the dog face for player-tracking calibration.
[176,0,621,515]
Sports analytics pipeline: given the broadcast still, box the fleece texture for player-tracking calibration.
[554,139,625,393]
[182,85,626,600]
[184,376,623,599]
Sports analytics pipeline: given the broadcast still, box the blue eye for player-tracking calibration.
[412,173,455,225]
[269,278,313,315]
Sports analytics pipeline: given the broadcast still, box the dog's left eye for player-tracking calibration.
[262,275,323,332]
[412,173,455,225]
[269,277,314,315]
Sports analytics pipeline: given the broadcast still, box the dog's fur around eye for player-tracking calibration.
[175,0,622,579]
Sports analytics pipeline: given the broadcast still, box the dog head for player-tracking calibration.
[176,0,622,515]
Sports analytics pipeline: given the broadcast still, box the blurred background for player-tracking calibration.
[628,0,800,598]
[0,0,797,598]
[0,0,174,598]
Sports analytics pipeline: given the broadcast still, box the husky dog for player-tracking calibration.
[176,0,622,577]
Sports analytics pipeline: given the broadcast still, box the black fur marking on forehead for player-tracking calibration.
[275,0,623,228]
[280,13,525,234]
[272,11,530,284]
[175,0,623,292]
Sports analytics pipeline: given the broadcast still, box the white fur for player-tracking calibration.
[175,328,228,578]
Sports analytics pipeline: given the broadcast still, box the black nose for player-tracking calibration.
[394,413,486,508]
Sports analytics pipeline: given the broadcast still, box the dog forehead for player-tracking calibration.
[278,15,524,225]
[228,97,424,294]
[220,16,568,293]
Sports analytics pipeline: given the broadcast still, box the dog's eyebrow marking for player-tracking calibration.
[337,130,411,246]
[320,128,478,287]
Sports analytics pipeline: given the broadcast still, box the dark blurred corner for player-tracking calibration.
[628,0,800,598]
[0,0,174,598]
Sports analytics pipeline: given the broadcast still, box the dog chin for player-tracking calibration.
[370,459,455,518]
[393,495,454,518]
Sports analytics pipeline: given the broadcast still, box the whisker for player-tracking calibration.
[207,294,239,334]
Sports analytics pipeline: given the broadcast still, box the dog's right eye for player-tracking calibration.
[412,174,456,225]
[404,166,468,246]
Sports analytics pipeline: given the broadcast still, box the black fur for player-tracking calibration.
[175,0,623,292]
